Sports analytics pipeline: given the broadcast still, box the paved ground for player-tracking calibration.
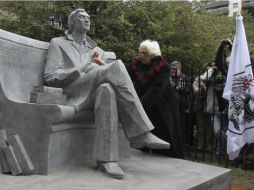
[0,150,230,190]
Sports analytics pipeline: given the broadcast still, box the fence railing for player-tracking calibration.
[175,72,254,169]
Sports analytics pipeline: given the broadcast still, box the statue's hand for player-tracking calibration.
[93,57,106,65]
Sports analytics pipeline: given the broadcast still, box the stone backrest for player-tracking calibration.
[0,29,49,103]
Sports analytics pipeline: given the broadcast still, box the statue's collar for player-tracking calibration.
[65,31,97,49]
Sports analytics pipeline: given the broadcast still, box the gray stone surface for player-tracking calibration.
[48,122,130,171]
[0,129,7,146]
[30,91,67,105]
[0,86,70,174]
[0,130,10,173]
[7,135,35,175]
[0,29,48,103]
[0,150,10,174]
[32,86,63,94]
[0,28,62,175]
[93,83,119,161]
[0,150,231,190]
[3,146,22,176]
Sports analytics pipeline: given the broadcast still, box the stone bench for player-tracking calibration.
[0,29,130,175]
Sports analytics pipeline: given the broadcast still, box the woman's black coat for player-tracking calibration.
[126,56,184,158]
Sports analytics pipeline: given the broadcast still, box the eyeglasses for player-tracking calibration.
[171,68,177,71]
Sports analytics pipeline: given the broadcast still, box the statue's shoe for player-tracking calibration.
[97,161,125,179]
[129,132,170,149]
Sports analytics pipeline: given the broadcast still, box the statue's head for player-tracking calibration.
[67,9,90,34]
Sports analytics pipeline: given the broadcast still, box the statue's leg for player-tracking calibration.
[103,60,154,138]
[92,83,119,161]
[64,61,169,150]
[99,61,169,149]
[93,83,124,179]
[64,60,154,138]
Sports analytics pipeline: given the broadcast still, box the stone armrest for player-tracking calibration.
[0,82,76,129]
[0,82,76,174]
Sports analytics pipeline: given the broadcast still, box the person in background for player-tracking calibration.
[125,40,184,158]
[215,38,232,77]
[192,38,232,154]
[191,63,211,150]
[193,62,228,154]
[170,61,193,145]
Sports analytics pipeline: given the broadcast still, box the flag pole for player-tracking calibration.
[238,0,242,15]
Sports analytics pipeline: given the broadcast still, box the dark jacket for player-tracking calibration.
[126,56,184,158]
[171,74,192,112]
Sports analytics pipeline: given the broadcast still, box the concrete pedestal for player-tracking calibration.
[0,149,231,190]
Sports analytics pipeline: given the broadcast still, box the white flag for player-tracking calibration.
[223,15,254,160]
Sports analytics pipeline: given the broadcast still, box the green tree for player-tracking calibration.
[0,1,253,75]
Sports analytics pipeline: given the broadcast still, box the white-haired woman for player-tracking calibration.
[125,40,184,158]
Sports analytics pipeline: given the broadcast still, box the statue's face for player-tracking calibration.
[73,11,90,32]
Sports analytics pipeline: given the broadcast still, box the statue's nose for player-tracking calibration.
[84,18,90,23]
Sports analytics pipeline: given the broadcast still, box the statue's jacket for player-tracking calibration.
[44,33,99,88]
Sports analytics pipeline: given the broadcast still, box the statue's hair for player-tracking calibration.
[170,60,182,69]
[139,40,161,56]
[67,9,89,33]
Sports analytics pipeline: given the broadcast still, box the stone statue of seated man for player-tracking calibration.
[44,8,170,179]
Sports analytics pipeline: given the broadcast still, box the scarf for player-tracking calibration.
[131,56,166,85]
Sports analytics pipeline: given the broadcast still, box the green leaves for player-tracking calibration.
[0,1,253,75]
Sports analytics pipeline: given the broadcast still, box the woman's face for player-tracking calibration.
[170,66,178,77]
[139,48,153,65]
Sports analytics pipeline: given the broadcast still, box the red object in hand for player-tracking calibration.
[93,51,100,64]
[93,51,99,58]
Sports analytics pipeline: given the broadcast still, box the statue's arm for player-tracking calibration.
[44,40,80,87]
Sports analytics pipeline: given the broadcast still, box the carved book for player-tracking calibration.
[32,86,63,94]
